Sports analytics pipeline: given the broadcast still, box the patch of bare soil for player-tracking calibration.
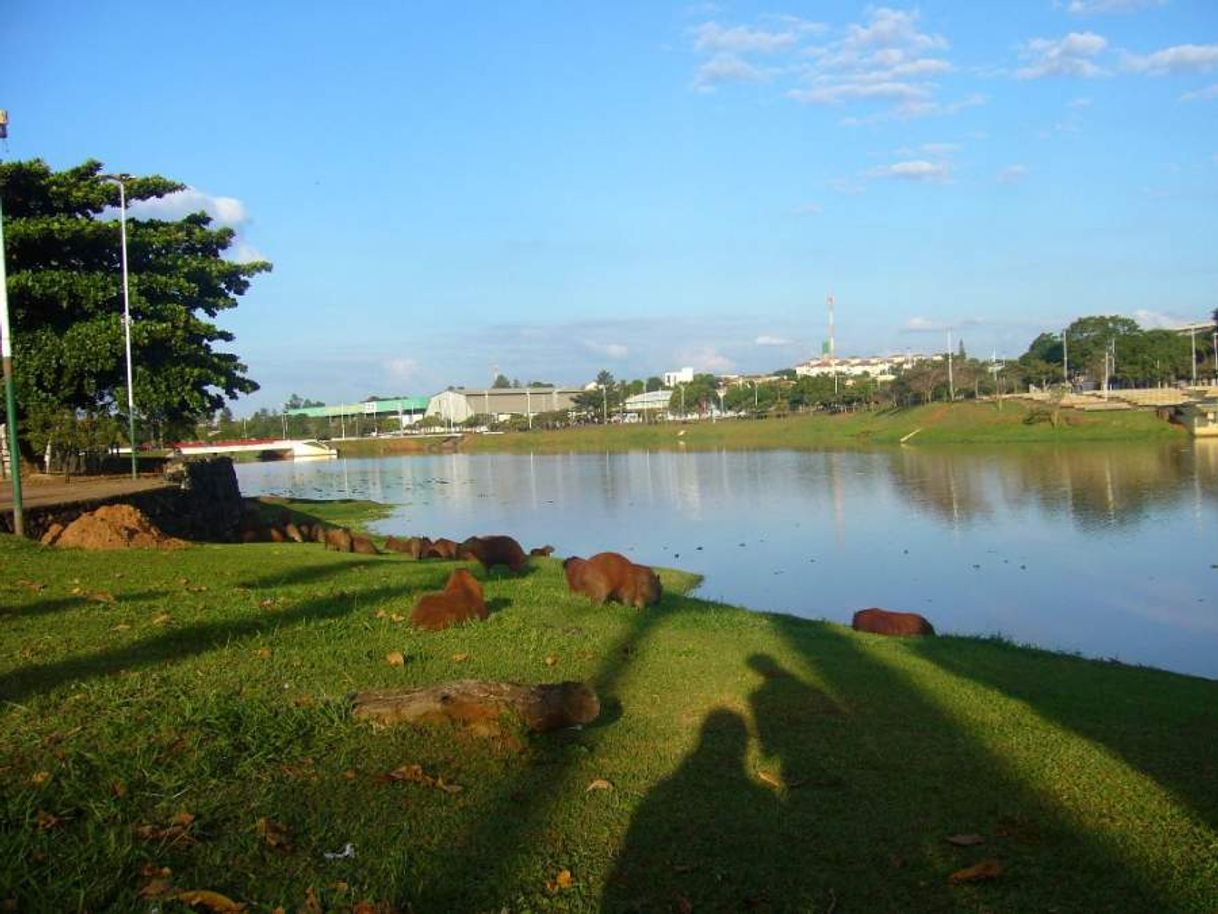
[51,504,186,550]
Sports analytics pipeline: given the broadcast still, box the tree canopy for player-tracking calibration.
[1,158,270,447]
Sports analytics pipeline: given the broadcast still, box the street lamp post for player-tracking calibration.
[102,174,138,479]
[0,108,26,535]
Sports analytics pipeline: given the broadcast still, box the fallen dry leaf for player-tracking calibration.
[171,811,196,828]
[332,881,349,894]
[544,655,559,667]
[388,613,405,624]
[303,886,323,914]
[756,770,784,789]
[134,811,198,845]
[351,903,379,914]
[586,778,614,792]
[258,598,276,609]
[35,809,61,830]
[381,763,463,794]
[385,651,405,667]
[451,653,470,663]
[256,816,293,851]
[137,879,177,899]
[545,868,574,894]
[113,623,131,631]
[28,770,51,787]
[342,769,358,781]
[948,859,1004,885]
[151,613,172,626]
[140,863,172,878]
[174,889,247,912]
[946,833,986,847]
[255,647,272,659]
[88,591,116,603]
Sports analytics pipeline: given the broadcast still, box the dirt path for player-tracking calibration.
[0,475,173,512]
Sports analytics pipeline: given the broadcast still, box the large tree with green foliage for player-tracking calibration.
[1,159,270,452]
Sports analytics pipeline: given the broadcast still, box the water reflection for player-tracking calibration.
[237,443,1218,679]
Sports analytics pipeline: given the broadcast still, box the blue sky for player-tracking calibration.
[3,1,1216,411]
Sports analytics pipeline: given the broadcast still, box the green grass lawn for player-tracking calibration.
[2,499,1216,912]
[454,401,1184,454]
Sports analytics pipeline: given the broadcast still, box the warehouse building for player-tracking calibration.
[425,387,584,424]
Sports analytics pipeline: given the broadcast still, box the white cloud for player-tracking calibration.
[694,53,769,90]
[998,164,1030,183]
[902,317,953,332]
[1017,32,1109,79]
[384,358,421,383]
[229,242,267,264]
[690,7,973,121]
[1124,44,1218,75]
[755,335,794,346]
[1181,83,1218,101]
[581,340,630,360]
[128,187,249,226]
[1133,309,1190,330]
[1067,0,1166,14]
[679,345,735,373]
[694,21,800,54]
[868,159,952,182]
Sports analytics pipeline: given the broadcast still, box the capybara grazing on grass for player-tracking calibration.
[852,608,936,637]
[410,568,488,631]
[384,535,419,556]
[324,527,354,553]
[564,552,662,609]
[351,534,380,555]
[428,537,460,560]
[458,535,529,574]
[530,545,555,557]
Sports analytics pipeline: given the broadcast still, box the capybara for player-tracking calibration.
[564,552,662,609]
[384,535,419,556]
[428,537,460,560]
[409,568,488,632]
[313,524,328,544]
[458,535,529,574]
[351,534,380,555]
[324,527,354,553]
[284,522,304,543]
[851,608,936,637]
[268,526,287,543]
[530,545,555,557]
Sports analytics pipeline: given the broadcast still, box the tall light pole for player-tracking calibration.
[1062,329,1069,385]
[102,174,138,479]
[0,108,26,535]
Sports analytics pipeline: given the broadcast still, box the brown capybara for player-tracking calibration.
[384,535,418,556]
[284,522,304,543]
[351,534,380,555]
[458,535,529,574]
[324,527,354,553]
[851,608,936,637]
[530,545,555,557]
[409,568,488,631]
[312,523,328,544]
[427,537,460,560]
[268,526,287,543]
[297,522,313,541]
[564,552,662,609]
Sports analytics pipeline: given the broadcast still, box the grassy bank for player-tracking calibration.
[2,501,1216,912]
[453,401,1183,454]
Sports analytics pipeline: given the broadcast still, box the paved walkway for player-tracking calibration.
[0,475,174,512]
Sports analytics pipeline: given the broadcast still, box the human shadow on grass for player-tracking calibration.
[766,618,1194,913]
[401,589,680,911]
[909,635,1218,836]
[0,583,402,705]
[602,709,782,913]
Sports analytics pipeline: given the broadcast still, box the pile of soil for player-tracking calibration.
[49,504,187,550]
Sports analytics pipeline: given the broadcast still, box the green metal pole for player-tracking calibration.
[0,188,26,537]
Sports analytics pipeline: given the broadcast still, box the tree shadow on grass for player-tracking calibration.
[766,618,1203,912]
[0,591,167,621]
[908,635,1218,835]
[0,584,402,705]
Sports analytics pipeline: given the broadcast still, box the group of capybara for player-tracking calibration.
[242,504,935,638]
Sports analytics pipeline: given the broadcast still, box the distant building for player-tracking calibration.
[663,367,694,387]
[426,387,584,424]
[794,354,924,382]
[624,389,673,414]
[285,397,430,426]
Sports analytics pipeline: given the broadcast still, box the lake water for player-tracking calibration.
[236,442,1218,680]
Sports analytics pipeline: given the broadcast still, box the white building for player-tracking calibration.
[794,354,924,382]
[624,389,673,414]
[663,366,694,387]
[426,387,583,424]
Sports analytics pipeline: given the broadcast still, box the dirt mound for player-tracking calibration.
[53,504,187,550]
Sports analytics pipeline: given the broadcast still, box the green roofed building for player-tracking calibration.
[285,397,430,426]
